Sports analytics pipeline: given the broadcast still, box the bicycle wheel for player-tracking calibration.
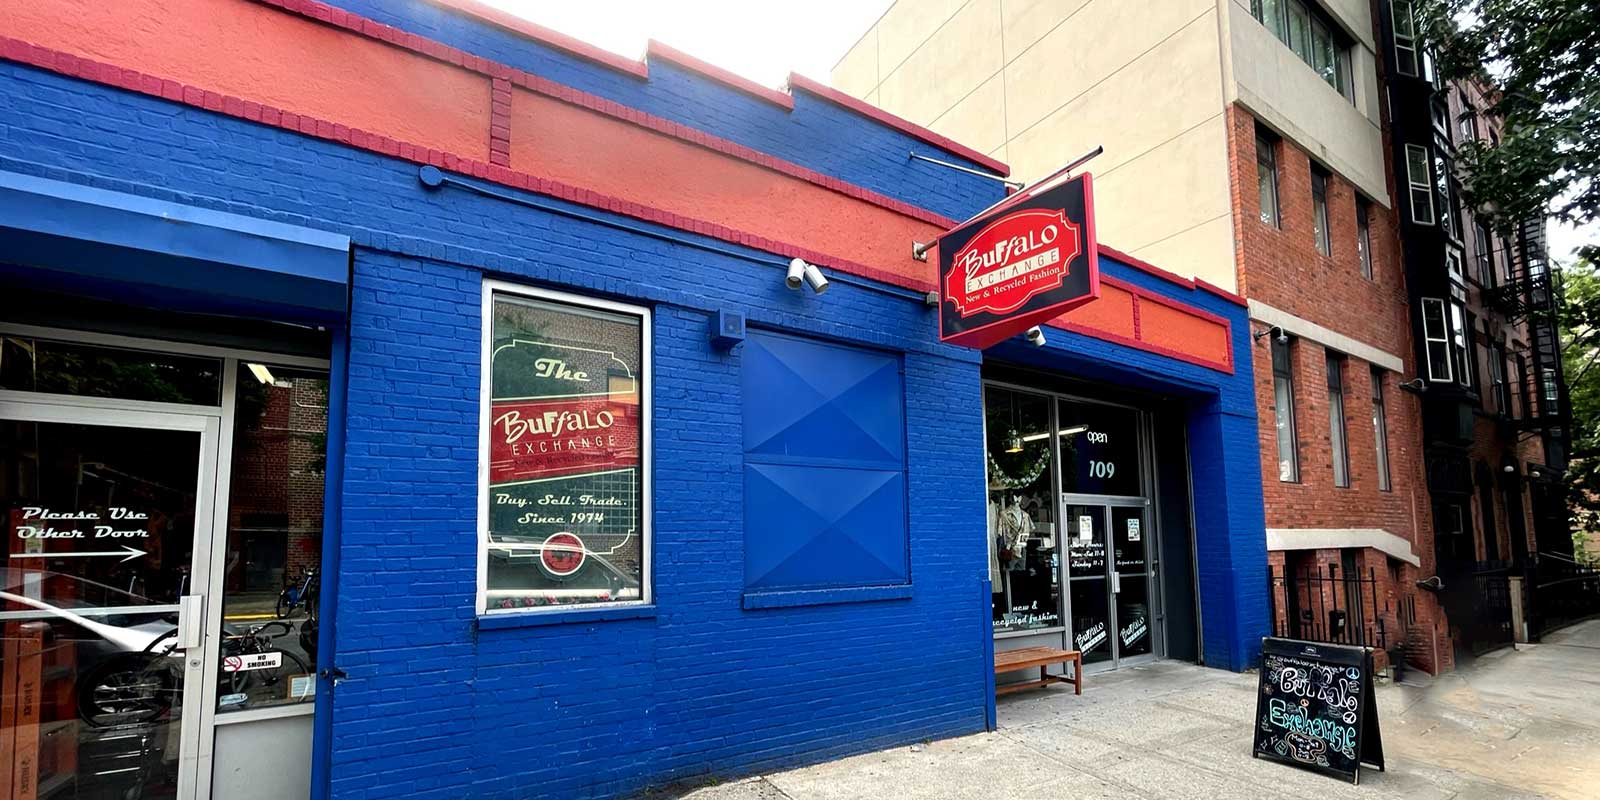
[275,591,293,619]
[77,652,175,728]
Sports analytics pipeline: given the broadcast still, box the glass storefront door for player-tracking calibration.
[1064,499,1155,668]
[2,401,220,800]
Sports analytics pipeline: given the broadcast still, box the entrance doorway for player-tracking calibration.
[1063,499,1156,668]
[1,326,328,800]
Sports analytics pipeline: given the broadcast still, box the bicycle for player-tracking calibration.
[276,567,318,619]
[78,620,310,725]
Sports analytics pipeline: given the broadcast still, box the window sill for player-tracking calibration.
[477,604,657,630]
[742,585,912,610]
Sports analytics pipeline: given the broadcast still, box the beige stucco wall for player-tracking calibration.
[832,0,1239,290]
[1221,0,1390,207]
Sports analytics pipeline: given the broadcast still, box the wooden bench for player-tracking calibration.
[994,646,1082,696]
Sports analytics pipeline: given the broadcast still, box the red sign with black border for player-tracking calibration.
[937,173,1099,349]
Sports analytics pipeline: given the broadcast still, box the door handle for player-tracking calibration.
[177,594,205,651]
[1111,570,1121,592]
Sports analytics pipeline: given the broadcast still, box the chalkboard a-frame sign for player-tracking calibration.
[1252,637,1385,784]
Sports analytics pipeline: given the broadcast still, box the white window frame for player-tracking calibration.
[1405,145,1435,225]
[1311,168,1332,256]
[477,279,653,616]
[1371,368,1392,491]
[1421,298,1453,382]
[1446,249,1464,285]
[1392,1,1419,76]
[1356,198,1373,279]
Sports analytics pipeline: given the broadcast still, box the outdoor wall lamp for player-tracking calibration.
[1503,464,1517,473]
[1025,326,1047,347]
[1252,325,1287,344]
[786,258,829,294]
[1416,576,1444,593]
[1399,378,1428,394]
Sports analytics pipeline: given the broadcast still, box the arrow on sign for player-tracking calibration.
[12,545,147,563]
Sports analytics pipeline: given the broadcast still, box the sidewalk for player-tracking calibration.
[681,620,1600,799]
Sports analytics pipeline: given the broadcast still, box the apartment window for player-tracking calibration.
[1252,0,1354,99]
[1473,220,1493,284]
[1446,249,1464,285]
[1478,472,1500,560]
[1515,353,1531,417]
[1450,302,1472,389]
[1464,311,1481,393]
[1272,336,1300,482]
[1405,145,1435,225]
[1460,103,1480,142]
[1327,353,1350,487]
[1257,131,1281,227]
[1311,167,1332,256]
[1489,342,1510,415]
[1371,368,1392,491]
[1435,152,1457,239]
[1392,1,1419,76]
[1421,298,1453,382]
[481,283,650,614]
[1356,198,1373,279]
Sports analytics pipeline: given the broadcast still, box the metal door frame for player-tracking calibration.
[2,322,329,800]
[1060,495,1158,670]
[1,395,221,800]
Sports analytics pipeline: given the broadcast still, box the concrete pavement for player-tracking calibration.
[678,620,1600,799]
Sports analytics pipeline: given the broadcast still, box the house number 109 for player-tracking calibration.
[1089,461,1116,478]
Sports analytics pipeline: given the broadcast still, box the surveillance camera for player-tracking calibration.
[1025,326,1046,347]
[1415,576,1444,593]
[802,262,829,294]
[785,258,806,290]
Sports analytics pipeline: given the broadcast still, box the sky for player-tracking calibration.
[485,0,1596,266]
[479,0,891,87]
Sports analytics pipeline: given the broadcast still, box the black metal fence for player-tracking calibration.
[1455,568,1515,654]
[1267,563,1387,650]
[1532,556,1600,637]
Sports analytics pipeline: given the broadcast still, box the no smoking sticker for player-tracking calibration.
[221,651,283,673]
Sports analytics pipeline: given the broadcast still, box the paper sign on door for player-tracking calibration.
[1077,515,1094,542]
[1127,518,1141,542]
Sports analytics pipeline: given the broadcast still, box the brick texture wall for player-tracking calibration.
[1226,102,1450,673]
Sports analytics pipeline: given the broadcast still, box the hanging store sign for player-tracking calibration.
[937,174,1100,349]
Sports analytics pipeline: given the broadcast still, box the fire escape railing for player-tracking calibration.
[1481,221,1569,441]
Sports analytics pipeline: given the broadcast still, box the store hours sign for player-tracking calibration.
[937,173,1100,350]
[487,300,643,589]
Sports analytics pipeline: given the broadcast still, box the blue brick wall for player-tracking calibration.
[0,13,1265,794]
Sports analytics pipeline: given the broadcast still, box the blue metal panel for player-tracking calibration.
[742,331,904,464]
[0,170,350,322]
[742,330,909,592]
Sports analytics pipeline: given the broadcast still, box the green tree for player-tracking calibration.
[1417,0,1600,243]
[1562,260,1600,560]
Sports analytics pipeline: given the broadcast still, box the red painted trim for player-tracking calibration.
[1049,320,1234,375]
[421,0,648,78]
[1131,294,1143,339]
[489,76,511,167]
[646,40,793,111]
[506,73,956,228]
[246,0,955,228]
[0,36,933,295]
[786,73,1011,178]
[1102,275,1232,329]
[1096,242,1247,308]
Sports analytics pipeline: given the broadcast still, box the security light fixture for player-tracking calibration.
[785,258,806,290]
[802,262,829,294]
[1503,464,1516,474]
[1399,378,1427,394]
[1252,325,1287,344]
[1025,326,1046,347]
[1416,576,1444,593]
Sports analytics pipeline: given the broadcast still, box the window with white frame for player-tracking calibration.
[1446,249,1464,285]
[480,282,650,613]
[1392,1,1419,76]
[1449,301,1471,388]
[1421,298,1452,382]
[1405,145,1435,225]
